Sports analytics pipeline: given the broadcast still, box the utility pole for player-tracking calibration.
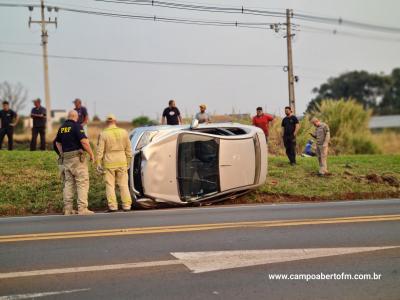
[29,1,57,132]
[285,9,296,115]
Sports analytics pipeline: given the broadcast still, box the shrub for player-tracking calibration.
[308,99,379,154]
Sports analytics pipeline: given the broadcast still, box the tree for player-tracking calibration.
[132,116,157,127]
[0,81,28,113]
[307,71,389,113]
[378,68,400,115]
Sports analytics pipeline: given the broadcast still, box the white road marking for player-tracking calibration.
[0,260,180,279]
[0,246,398,279]
[0,289,90,300]
[171,246,399,273]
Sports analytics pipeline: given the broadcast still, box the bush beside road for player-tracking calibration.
[0,151,399,216]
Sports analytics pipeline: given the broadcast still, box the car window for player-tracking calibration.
[136,131,159,150]
[178,133,220,201]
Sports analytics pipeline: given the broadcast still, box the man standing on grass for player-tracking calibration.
[310,117,330,176]
[55,110,95,215]
[73,98,89,135]
[0,101,18,150]
[96,114,133,212]
[162,99,183,125]
[30,98,47,151]
[281,106,300,165]
[252,107,274,143]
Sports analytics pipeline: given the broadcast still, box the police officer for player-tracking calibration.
[55,110,95,215]
[96,114,133,212]
[0,101,18,150]
[310,117,331,176]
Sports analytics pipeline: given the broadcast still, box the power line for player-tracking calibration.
[0,49,284,69]
[93,0,400,35]
[296,25,400,43]
[59,6,282,30]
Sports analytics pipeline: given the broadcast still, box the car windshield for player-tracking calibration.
[135,130,159,150]
[178,133,219,201]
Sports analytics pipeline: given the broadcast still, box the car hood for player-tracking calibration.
[141,134,180,203]
[219,138,256,191]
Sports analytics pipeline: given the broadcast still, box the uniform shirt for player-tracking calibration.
[31,106,47,128]
[195,112,211,124]
[252,114,274,136]
[0,109,17,128]
[96,125,133,169]
[313,122,330,146]
[74,106,88,124]
[55,119,87,152]
[281,115,299,138]
[162,107,181,125]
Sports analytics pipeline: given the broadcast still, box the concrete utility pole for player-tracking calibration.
[29,0,57,132]
[285,9,296,115]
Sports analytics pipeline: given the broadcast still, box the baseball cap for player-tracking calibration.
[106,114,116,121]
[199,104,206,109]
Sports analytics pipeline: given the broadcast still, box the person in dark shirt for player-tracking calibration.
[162,100,182,125]
[73,98,89,134]
[55,110,95,215]
[0,101,18,150]
[30,98,47,151]
[281,106,300,165]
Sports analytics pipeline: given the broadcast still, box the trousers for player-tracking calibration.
[63,156,90,211]
[0,127,14,150]
[283,136,296,164]
[316,145,328,174]
[30,127,46,151]
[104,167,132,210]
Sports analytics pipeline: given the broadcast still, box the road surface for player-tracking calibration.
[0,199,399,299]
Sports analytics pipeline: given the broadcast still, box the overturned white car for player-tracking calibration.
[129,123,267,208]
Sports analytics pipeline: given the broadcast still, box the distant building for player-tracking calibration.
[51,109,67,123]
[369,115,400,130]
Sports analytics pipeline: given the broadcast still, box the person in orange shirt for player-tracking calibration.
[252,107,274,142]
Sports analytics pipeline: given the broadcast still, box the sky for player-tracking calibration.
[0,0,400,121]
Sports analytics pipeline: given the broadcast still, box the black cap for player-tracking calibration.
[256,107,263,111]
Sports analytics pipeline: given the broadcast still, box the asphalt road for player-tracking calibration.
[0,199,399,300]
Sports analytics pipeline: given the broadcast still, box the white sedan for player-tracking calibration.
[129,122,267,208]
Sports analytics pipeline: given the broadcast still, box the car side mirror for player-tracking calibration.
[190,119,199,129]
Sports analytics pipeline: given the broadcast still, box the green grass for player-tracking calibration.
[251,155,400,203]
[0,151,399,215]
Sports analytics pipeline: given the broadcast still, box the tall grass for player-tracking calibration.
[308,99,379,154]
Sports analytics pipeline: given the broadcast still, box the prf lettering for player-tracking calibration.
[60,127,72,133]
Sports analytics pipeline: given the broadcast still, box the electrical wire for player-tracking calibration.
[93,0,400,35]
[0,48,284,69]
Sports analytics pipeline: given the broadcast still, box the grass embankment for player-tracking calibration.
[0,151,399,215]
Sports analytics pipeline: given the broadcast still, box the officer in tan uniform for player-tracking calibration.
[310,117,331,176]
[96,114,133,212]
[55,110,95,215]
